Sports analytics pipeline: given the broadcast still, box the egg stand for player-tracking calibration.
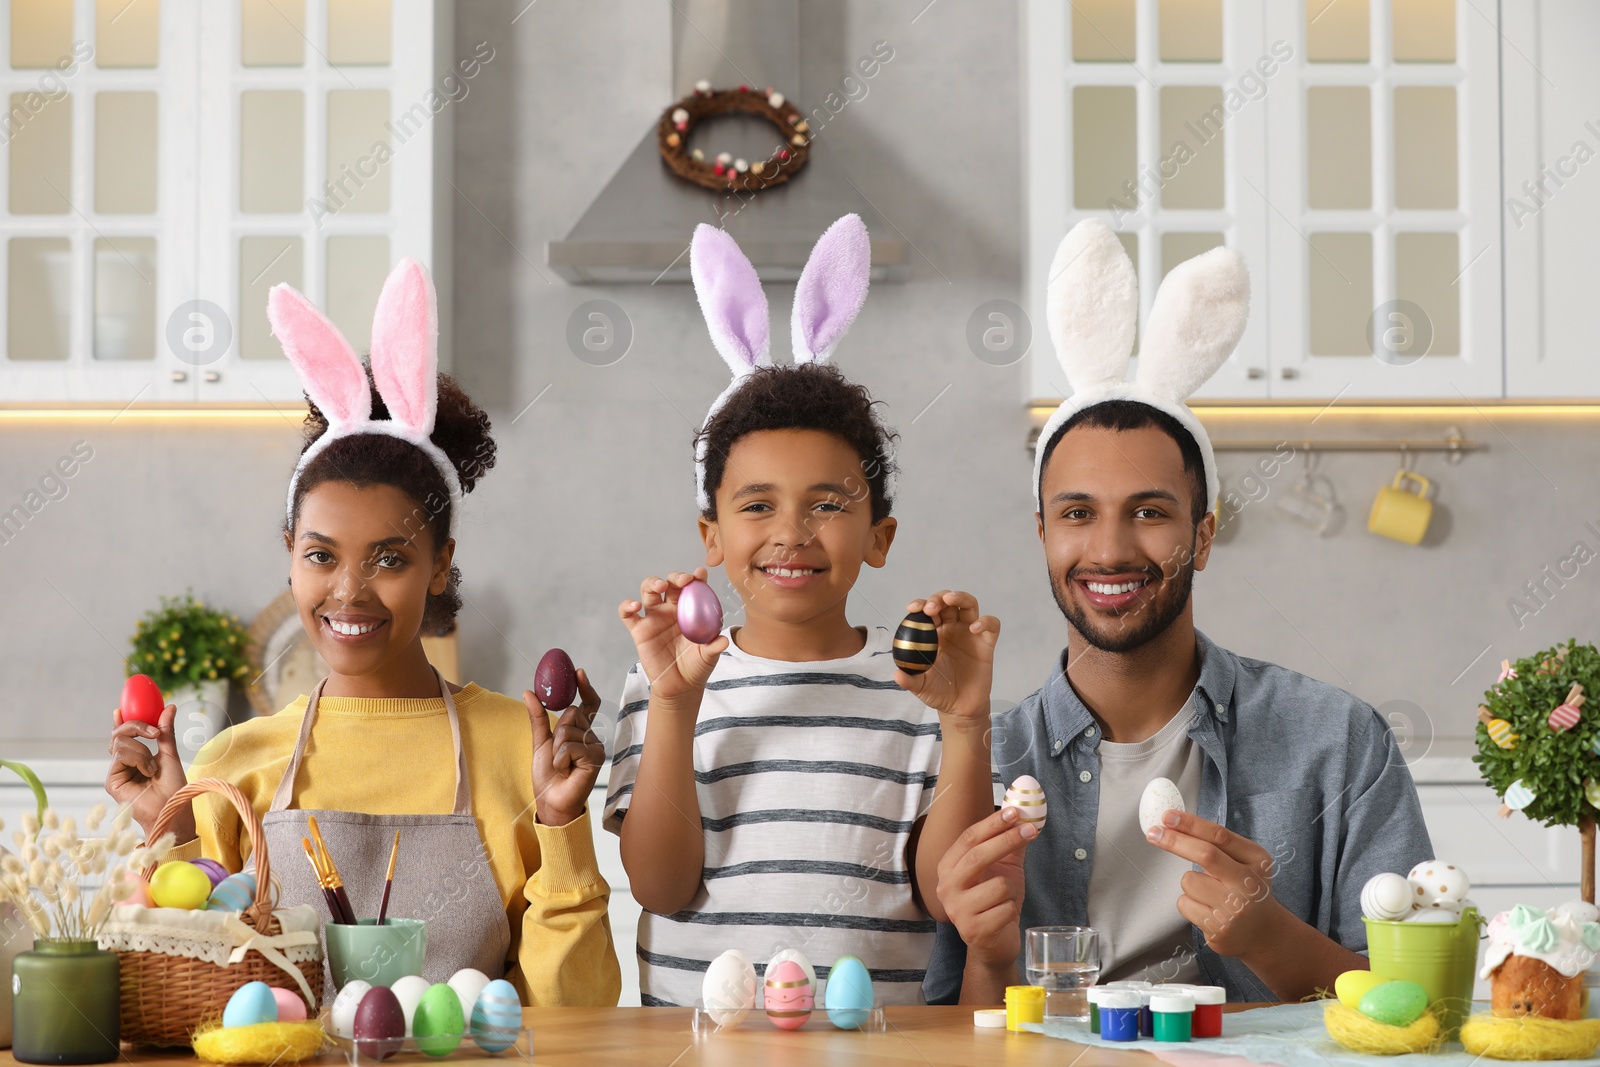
[322,1024,535,1064]
[690,999,890,1035]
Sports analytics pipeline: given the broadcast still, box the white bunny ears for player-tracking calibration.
[267,258,464,538]
[690,213,892,511]
[1032,218,1250,513]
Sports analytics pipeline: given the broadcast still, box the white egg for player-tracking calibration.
[390,974,432,1036]
[1139,777,1185,837]
[330,980,372,1039]
[1406,909,1459,924]
[701,949,757,1027]
[1555,900,1600,925]
[1406,860,1470,905]
[1003,775,1047,829]
[766,949,816,994]
[1359,873,1414,921]
[448,968,492,1022]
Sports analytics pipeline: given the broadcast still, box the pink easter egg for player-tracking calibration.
[677,580,724,644]
[270,986,308,1022]
[117,881,154,908]
[763,960,813,1030]
[1550,704,1581,732]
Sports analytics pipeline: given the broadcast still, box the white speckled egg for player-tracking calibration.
[767,949,816,994]
[1003,775,1047,829]
[1556,900,1600,925]
[390,974,432,1036]
[330,980,371,1039]
[1406,860,1470,908]
[447,968,491,1023]
[1139,778,1186,837]
[470,978,523,1053]
[1360,873,1414,921]
[701,949,757,1027]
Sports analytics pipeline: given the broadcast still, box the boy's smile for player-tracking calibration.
[701,428,895,653]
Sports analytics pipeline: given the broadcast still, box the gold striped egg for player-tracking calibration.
[1003,775,1048,828]
[892,611,938,674]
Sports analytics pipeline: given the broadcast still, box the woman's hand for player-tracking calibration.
[525,667,605,827]
[617,568,729,711]
[105,703,195,843]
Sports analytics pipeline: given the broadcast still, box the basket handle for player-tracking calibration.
[142,777,276,933]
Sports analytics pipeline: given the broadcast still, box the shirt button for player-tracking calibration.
[1074,848,1087,861]
[1079,770,1092,783]
[1051,739,1065,755]
[1085,726,1096,738]
[1215,703,1226,715]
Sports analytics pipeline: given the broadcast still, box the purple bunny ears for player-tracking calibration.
[1032,218,1250,512]
[691,214,888,510]
[268,258,464,537]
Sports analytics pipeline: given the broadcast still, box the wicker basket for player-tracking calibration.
[104,778,323,1048]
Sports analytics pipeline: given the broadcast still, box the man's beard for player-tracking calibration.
[1050,551,1196,654]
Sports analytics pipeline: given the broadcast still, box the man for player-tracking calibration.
[924,220,1431,1005]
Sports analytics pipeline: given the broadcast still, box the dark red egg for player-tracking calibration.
[534,649,578,711]
[120,674,165,726]
[352,986,405,1061]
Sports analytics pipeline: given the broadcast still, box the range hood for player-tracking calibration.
[546,0,909,284]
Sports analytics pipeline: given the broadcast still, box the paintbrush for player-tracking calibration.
[302,836,345,923]
[307,816,358,925]
[376,830,400,925]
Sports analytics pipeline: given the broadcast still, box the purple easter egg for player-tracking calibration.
[192,858,229,888]
[676,580,724,644]
[534,648,578,711]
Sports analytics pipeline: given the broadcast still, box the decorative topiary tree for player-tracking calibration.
[1475,640,1600,903]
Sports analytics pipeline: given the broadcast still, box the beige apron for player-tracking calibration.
[261,669,512,997]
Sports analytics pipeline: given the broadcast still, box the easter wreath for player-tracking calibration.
[1474,640,1600,902]
[657,81,811,193]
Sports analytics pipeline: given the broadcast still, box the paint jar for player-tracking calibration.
[1139,989,1154,1037]
[1005,985,1045,1032]
[1151,991,1195,1042]
[1186,985,1226,1037]
[1098,990,1142,1042]
[1087,986,1107,1034]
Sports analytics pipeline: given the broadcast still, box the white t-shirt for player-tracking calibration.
[604,625,941,1007]
[1086,705,1204,984]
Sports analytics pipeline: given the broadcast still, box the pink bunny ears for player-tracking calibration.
[1032,218,1250,513]
[269,258,464,537]
[690,213,890,511]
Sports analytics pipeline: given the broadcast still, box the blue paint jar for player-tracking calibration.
[1098,991,1142,1042]
[1139,989,1154,1037]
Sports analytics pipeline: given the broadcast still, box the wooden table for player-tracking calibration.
[0,1005,1268,1066]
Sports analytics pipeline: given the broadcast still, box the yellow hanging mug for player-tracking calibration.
[1368,471,1433,545]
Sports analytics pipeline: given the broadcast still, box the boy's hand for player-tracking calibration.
[525,667,604,827]
[895,590,1000,724]
[106,702,194,843]
[618,568,730,708]
[1146,809,1291,959]
[936,806,1036,970]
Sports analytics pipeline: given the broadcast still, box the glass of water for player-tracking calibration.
[1026,926,1100,1021]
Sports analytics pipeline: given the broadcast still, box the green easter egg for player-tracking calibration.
[1356,980,1428,1027]
[412,983,465,1057]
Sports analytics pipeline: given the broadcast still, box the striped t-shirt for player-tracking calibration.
[603,625,941,1007]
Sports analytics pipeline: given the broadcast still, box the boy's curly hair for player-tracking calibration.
[285,368,496,634]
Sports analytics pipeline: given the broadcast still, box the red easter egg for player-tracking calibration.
[120,674,165,726]
[353,986,405,1061]
[534,648,578,711]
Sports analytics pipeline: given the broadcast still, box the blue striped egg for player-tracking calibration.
[206,871,257,912]
[1504,779,1535,810]
[470,978,522,1053]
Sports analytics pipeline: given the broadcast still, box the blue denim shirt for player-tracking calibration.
[923,630,1434,1003]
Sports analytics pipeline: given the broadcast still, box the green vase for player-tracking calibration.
[11,939,120,1064]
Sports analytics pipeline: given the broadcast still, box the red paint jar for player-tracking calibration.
[1186,985,1226,1037]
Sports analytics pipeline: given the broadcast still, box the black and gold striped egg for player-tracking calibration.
[892,611,939,674]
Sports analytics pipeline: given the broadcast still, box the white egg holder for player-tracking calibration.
[689,998,890,1035]
[318,1012,533,1064]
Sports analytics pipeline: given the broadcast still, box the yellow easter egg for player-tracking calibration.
[1335,969,1389,1009]
[148,860,212,910]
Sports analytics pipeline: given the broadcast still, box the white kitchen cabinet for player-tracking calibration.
[1500,1,1600,399]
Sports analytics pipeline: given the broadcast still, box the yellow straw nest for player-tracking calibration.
[1324,1000,1443,1055]
[1459,1013,1600,1061]
[190,1021,327,1065]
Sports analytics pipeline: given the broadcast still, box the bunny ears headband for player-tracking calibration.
[267,259,463,538]
[690,213,893,511]
[1032,218,1250,514]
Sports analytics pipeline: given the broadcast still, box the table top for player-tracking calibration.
[1,1005,1268,1066]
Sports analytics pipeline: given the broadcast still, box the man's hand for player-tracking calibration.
[1146,809,1291,958]
[937,807,1036,971]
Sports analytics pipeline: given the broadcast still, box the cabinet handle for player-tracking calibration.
[170,370,188,383]
[1247,367,1264,379]
[203,371,221,383]
[1280,368,1299,380]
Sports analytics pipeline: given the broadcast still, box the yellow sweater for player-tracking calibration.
[176,683,620,1007]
